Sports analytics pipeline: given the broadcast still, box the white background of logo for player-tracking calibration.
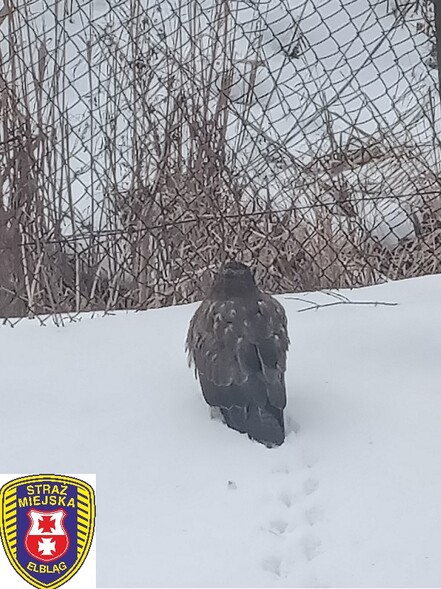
[0,474,96,589]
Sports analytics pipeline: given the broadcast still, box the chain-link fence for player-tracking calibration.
[0,0,439,322]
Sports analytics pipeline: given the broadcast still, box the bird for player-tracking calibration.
[186,261,289,447]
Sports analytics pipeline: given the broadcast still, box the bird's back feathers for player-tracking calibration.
[186,264,289,447]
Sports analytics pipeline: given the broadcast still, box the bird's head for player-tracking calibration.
[210,261,259,299]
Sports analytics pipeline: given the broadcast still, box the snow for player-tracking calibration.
[0,274,441,587]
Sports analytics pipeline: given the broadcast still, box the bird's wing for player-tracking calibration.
[186,295,289,410]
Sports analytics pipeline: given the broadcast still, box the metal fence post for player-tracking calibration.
[435,0,441,98]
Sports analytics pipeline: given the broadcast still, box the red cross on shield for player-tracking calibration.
[25,509,69,562]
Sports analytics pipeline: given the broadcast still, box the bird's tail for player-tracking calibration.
[220,406,247,434]
[246,403,285,448]
[221,404,285,447]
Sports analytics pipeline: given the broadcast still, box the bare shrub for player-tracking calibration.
[0,0,439,320]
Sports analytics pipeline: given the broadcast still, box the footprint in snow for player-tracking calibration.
[261,450,324,579]
[279,491,295,508]
[305,505,323,527]
[301,534,322,561]
[271,465,291,475]
[303,477,319,496]
[262,554,282,577]
[268,519,289,536]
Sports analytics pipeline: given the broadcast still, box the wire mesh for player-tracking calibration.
[0,0,439,322]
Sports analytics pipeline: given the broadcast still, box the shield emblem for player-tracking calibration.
[25,509,70,562]
[0,474,95,589]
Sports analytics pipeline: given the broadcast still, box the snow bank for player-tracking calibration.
[0,275,440,587]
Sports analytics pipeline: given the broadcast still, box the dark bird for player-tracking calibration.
[186,261,289,447]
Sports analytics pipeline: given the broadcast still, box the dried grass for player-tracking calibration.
[0,0,439,319]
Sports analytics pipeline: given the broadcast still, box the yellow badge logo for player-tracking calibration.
[0,474,95,589]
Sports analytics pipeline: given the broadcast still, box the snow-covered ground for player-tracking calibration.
[0,274,440,587]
